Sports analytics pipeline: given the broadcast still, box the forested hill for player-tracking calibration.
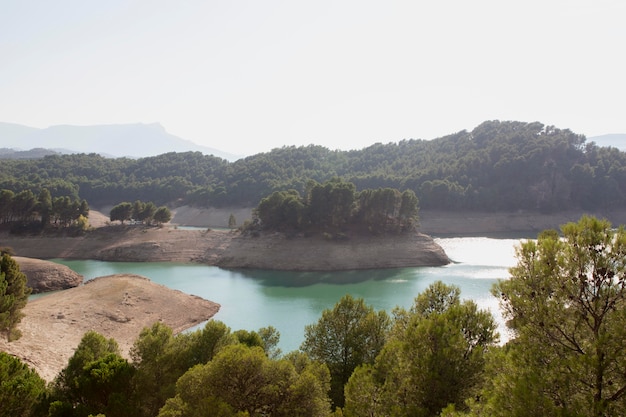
[0,120,625,213]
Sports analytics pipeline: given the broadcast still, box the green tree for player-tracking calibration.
[37,188,53,227]
[301,294,390,409]
[153,206,172,225]
[53,331,120,402]
[71,353,135,417]
[228,213,237,229]
[159,344,331,417]
[131,321,236,417]
[344,282,498,417]
[259,325,282,359]
[488,216,626,416]
[399,189,419,230]
[109,202,132,224]
[0,352,47,417]
[0,253,31,341]
[138,201,157,224]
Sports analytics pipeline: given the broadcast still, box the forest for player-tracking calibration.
[0,120,625,213]
[4,216,626,416]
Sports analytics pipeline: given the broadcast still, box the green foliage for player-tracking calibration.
[301,294,390,409]
[344,282,498,417]
[487,216,626,416]
[1,121,624,214]
[158,344,331,417]
[0,352,47,417]
[50,331,131,417]
[130,320,237,417]
[255,179,419,235]
[153,206,172,225]
[109,202,132,224]
[0,253,31,341]
[110,200,171,225]
[0,187,90,232]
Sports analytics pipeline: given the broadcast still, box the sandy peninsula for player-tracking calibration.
[0,274,219,382]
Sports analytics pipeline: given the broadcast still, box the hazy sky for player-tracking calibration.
[1,1,624,155]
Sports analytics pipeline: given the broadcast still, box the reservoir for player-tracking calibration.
[51,236,524,353]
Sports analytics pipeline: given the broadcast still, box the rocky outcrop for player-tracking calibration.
[15,256,83,293]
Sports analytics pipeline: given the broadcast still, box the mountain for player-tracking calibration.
[0,122,241,161]
[587,134,626,151]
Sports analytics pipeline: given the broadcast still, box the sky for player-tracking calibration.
[1,0,624,156]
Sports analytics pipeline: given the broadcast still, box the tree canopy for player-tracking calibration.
[0,121,624,213]
[254,179,419,235]
[482,216,626,416]
[0,253,31,341]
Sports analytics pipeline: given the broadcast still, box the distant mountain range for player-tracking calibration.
[587,134,626,151]
[1,121,623,160]
[0,122,241,161]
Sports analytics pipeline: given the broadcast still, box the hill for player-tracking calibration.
[0,122,240,161]
[0,120,625,215]
[588,133,626,151]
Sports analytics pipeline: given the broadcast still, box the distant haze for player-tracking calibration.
[1,121,624,161]
[0,122,240,160]
[587,134,626,152]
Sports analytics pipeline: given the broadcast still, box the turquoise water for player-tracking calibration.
[51,236,523,353]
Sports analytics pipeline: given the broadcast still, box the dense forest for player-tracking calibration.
[0,120,625,213]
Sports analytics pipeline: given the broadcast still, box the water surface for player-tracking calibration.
[51,236,524,352]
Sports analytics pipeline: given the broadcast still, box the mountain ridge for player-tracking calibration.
[0,122,241,161]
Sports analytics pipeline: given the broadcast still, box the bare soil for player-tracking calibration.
[0,274,219,382]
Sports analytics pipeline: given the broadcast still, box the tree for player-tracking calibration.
[38,188,53,227]
[228,213,237,229]
[53,331,120,400]
[131,321,236,417]
[301,294,390,409]
[0,352,47,417]
[109,202,132,224]
[153,206,172,225]
[158,344,331,417]
[344,282,498,417]
[488,216,626,416]
[0,253,31,341]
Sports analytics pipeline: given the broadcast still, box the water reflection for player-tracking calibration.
[232,268,408,287]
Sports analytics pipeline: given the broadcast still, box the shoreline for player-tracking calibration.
[2,226,450,271]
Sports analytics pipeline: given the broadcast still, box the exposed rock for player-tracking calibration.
[216,232,450,271]
[15,256,83,293]
[0,274,220,382]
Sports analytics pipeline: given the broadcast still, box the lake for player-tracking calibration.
[51,236,525,353]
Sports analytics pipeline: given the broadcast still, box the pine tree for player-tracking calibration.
[0,254,31,341]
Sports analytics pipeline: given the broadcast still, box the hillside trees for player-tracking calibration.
[0,188,88,231]
[0,253,31,341]
[0,121,625,212]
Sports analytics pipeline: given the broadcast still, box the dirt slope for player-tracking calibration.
[0,274,220,382]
